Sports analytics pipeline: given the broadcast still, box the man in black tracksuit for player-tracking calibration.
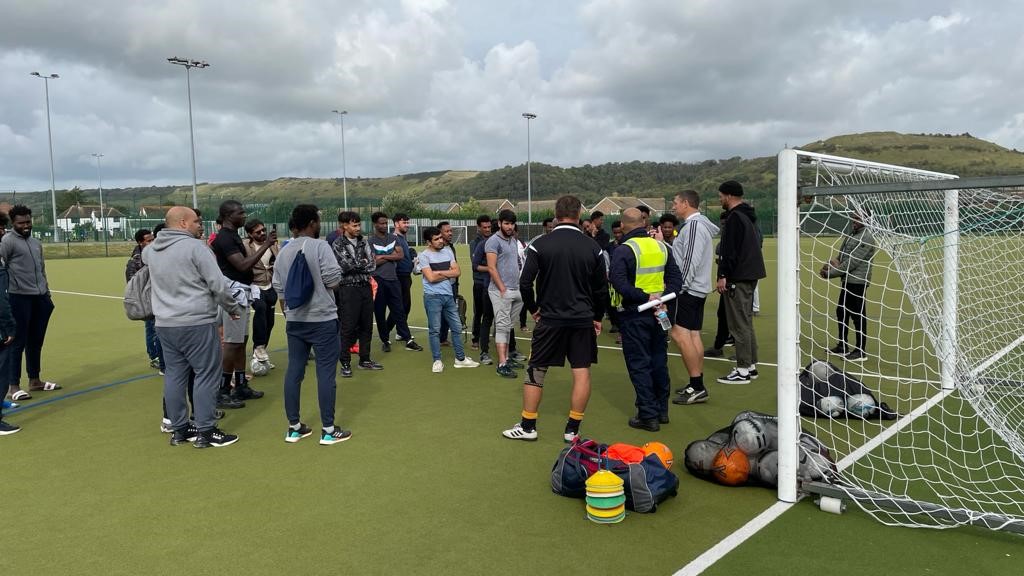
[715,181,766,384]
[501,195,607,443]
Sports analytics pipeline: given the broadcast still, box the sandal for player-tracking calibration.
[29,381,61,392]
[10,389,31,401]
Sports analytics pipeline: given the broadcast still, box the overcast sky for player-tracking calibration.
[2,0,1022,191]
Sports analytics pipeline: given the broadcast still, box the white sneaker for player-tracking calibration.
[502,423,538,441]
[432,360,444,373]
[453,357,480,368]
[160,419,173,434]
[253,346,269,362]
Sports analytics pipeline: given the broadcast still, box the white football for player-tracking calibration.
[251,357,270,377]
[818,395,844,418]
[846,393,877,418]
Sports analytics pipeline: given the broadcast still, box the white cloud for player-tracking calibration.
[1,0,1023,192]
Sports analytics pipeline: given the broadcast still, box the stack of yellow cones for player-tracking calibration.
[585,469,625,524]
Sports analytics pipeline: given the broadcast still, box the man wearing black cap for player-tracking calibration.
[715,181,765,384]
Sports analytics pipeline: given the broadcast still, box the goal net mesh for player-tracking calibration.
[790,151,1024,530]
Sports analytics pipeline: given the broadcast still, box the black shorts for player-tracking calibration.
[671,292,706,331]
[528,322,598,369]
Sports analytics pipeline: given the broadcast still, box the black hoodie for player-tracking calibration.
[717,202,766,282]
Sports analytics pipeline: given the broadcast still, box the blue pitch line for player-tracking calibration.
[5,373,156,415]
[4,345,290,416]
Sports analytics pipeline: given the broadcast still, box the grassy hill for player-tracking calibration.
[12,132,1024,222]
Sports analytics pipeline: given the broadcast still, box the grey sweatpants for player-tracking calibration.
[723,280,759,368]
[157,322,223,432]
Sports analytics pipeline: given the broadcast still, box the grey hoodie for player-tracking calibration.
[672,212,720,297]
[143,228,240,327]
[0,232,48,295]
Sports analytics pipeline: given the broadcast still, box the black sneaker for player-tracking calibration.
[194,427,239,448]
[829,343,848,355]
[404,339,423,352]
[845,349,867,362]
[340,363,353,378]
[748,369,759,380]
[169,424,199,446]
[628,417,660,432]
[234,383,264,400]
[704,347,724,358]
[382,341,392,353]
[496,363,518,379]
[285,423,314,443]
[320,427,353,445]
[673,387,709,405]
[723,336,736,347]
[358,360,384,370]
[0,420,21,435]
[659,413,670,424]
[505,358,524,370]
[217,393,245,409]
[717,369,751,384]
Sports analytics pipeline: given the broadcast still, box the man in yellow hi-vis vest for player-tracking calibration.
[608,208,682,432]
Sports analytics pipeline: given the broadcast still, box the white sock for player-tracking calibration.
[323,426,335,434]
[748,364,756,371]
[289,423,302,431]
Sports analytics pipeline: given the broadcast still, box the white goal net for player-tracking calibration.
[777,149,1024,532]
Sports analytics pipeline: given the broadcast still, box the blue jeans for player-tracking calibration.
[284,319,341,428]
[424,294,465,362]
[145,318,164,369]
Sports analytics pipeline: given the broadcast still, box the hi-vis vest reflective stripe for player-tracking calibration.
[624,237,667,295]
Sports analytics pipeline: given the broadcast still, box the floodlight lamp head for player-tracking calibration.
[30,71,40,77]
[522,112,537,119]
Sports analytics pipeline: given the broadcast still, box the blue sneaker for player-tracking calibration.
[320,427,353,445]
[285,423,313,443]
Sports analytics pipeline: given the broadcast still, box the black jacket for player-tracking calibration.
[609,228,682,320]
[718,203,766,282]
[520,223,606,327]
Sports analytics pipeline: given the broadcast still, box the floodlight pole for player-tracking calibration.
[167,57,210,209]
[522,112,536,224]
[332,109,349,210]
[92,153,108,257]
[30,71,60,241]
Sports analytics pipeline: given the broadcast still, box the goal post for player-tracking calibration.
[776,149,1024,532]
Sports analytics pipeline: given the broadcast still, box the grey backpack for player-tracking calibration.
[124,265,154,321]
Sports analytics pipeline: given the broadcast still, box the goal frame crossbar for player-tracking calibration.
[800,174,1024,197]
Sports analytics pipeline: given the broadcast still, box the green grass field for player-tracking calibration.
[4,241,1022,576]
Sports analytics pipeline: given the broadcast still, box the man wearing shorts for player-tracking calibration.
[609,208,682,432]
[669,190,719,405]
[211,200,276,406]
[502,196,607,443]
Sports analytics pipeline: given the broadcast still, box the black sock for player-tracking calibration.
[690,375,705,392]
[521,417,537,432]
[234,370,247,388]
[565,418,581,435]
[221,372,232,394]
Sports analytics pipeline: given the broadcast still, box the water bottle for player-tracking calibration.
[656,308,671,331]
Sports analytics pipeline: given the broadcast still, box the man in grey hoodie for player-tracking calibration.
[1,205,57,402]
[273,204,352,445]
[144,206,242,448]
[669,190,720,405]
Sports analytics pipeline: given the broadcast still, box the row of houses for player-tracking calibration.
[425,196,668,216]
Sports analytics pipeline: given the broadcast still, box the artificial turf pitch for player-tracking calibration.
[4,245,1021,576]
